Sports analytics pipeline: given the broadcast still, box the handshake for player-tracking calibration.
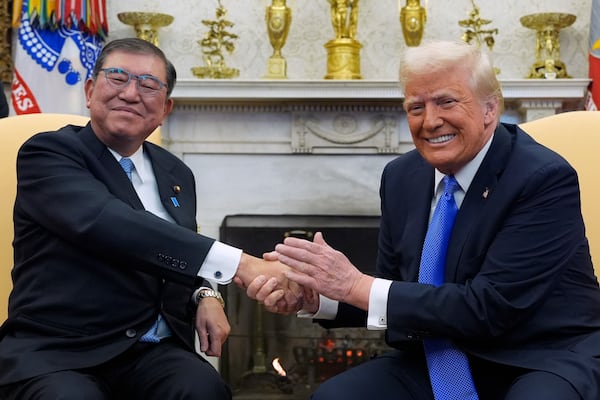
[232,232,374,314]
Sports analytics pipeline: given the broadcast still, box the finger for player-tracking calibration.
[255,277,280,302]
[263,289,285,308]
[313,231,327,246]
[233,276,246,289]
[278,253,316,275]
[198,330,209,353]
[245,275,267,299]
[285,270,318,290]
[262,250,279,261]
[207,336,222,357]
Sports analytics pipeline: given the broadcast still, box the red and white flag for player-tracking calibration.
[586,0,600,110]
[10,0,107,116]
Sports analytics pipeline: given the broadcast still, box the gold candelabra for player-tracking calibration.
[264,0,292,79]
[520,12,576,79]
[191,0,239,79]
[324,0,362,80]
[400,0,426,47]
[117,12,174,47]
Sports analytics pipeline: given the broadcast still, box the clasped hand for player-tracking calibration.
[239,232,372,314]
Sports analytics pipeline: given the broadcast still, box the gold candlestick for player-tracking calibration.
[400,0,426,47]
[264,0,292,79]
[520,12,576,79]
[324,0,362,80]
[117,12,174,47]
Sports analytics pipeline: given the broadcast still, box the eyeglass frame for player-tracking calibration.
[97,67,168,95]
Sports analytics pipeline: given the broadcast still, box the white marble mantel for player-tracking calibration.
[169,79,590,104]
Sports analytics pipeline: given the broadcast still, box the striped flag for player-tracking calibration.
[10,0,107,116]
[586,0,600,110]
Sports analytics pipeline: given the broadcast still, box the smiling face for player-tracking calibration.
[85,50,174,156]
[403,65,498,175]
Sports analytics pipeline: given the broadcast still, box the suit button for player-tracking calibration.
[179,261,187,270]
[125,329,137,338]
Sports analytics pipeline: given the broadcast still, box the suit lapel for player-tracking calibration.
[79,125,145,209]
[144,143,188,226]
[446,124,513,282]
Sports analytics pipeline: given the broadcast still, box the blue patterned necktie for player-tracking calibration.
[418,175,479,400]
[118,156,171,343]
[119,157,135,180]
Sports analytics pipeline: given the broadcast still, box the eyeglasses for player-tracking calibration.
[99,68,167,95]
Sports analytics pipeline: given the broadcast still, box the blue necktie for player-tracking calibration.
[118,157,172,343]
[119,157,135,180]
[418,175,479,400]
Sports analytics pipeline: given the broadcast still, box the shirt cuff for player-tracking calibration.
[297,294,338,320]
[367,278,392,330]
[196,241,242,284]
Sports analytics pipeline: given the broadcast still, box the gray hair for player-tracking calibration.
[399,40,504,116]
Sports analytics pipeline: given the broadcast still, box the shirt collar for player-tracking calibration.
[109,146,147,183]
[433,133,494,194]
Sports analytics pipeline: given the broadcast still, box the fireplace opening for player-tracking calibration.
[219,215,392,399]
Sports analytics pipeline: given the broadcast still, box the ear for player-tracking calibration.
[163,97,174,117]
[483,97,499,125]
[84,78,95,109]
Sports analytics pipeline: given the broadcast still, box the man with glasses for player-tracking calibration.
[0,38,300,400]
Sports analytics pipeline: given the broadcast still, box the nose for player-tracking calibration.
[118,79,141,99]
[422,104,443,131]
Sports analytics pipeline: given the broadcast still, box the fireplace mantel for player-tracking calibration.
[170,78,589,108]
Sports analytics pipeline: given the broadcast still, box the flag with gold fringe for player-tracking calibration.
[10,0,107,115]
[586,0,600,110]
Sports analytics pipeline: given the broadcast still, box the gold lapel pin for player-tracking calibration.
[173,185,181,194]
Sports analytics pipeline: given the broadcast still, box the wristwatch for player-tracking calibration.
[195,288,225,308]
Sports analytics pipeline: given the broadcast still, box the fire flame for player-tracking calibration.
[272,357,287,377]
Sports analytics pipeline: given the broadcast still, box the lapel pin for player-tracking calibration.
[170,197,180,207]
[173,185,181,194]
[482,187,490,199]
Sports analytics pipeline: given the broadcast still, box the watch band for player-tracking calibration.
[195,288,225,308]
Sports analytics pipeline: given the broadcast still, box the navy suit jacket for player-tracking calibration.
[324,123,600,398]
[0,123,216,385]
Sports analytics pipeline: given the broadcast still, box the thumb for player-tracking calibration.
[313,231,328,246]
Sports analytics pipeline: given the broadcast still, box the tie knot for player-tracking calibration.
[119,157,135,180]
[442,175,459,196]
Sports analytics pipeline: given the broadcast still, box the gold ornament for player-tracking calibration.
[191,0,239,79]
[520,12,576,79]
[324,0,362,80]
[117,12,174,47]
[264,0,292,79]
[400,0,426,47]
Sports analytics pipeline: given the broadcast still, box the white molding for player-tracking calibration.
[170,79,590,102]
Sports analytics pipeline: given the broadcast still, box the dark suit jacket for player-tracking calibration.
[0,123,216,385]
[323,123,600,398]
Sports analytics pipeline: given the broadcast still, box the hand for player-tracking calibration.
[276,232,374,310]
[244,274,319,314]
[233,253,304,313]
[195,296,231,357]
